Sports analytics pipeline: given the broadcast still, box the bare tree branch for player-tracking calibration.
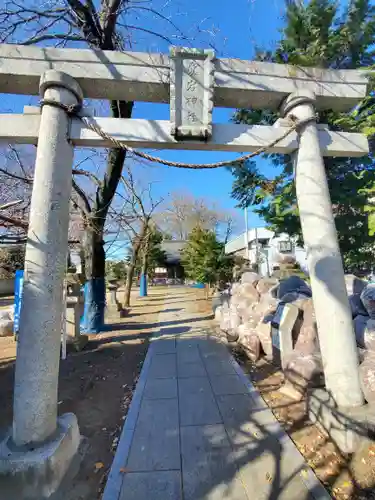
[0,213,28,229]
[23,33,86,45]
[72,178,92,215]
[0,200,23,211]
[0,166,32,184]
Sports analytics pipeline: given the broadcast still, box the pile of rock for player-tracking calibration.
[215,269,375,403]
[349,277,375,403]
[214,268,323,398]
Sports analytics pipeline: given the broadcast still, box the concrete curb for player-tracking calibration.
[102,343,154,500]
[103,295,169,500]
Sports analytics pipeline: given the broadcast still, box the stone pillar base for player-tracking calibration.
[0,413,80,499]
[307,388,375,453]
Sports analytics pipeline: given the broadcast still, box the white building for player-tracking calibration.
[225,227,308,277]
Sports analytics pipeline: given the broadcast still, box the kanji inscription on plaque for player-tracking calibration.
[170,47,214,140]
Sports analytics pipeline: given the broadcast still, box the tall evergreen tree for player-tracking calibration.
[137,228,167,282]
[181,227,233,286]
[230,0,375,271]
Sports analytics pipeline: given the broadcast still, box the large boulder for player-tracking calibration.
[241,272,260,285]
[354,316,375,350]
[359,353,375,404]
[231,282,241,296]
[237,325,261,361]
[277,253,297,265]
[278,276,311,300]
[227,303,241,341]
[354,315,368,348]
[241,305,262,327]
[279,291,311,305]
[256,277,279,295]
[364,319,375,350]
[283,352,323,395]
[345,274,367,296]
[349,293,368,318]
[239,282,260,303]
[278,298,321,400]
[254,294,278,317]
[0,308,14,337]
[292,299,320,355]
[360,283,375,319]
[236,297,256,320]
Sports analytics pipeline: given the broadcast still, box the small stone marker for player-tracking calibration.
[107,283,122,312]
[170,47,214,140]
[271,302,299,369]
[66,293,87,351]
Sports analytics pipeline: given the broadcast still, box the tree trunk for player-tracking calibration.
[81,224,106,333]
[82,101,133,331]
[141,247,148,276]
[123,241,141,308]
[124,262,136,309]
[139,237,149,297]
[123,223,148,308]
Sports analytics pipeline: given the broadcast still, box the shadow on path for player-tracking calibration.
[105,314,213,333]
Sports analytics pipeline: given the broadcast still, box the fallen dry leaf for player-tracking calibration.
[94,462,104,472]
[341,481,352,488]
[119,468,128,473]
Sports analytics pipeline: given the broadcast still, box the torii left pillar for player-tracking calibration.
[0,71,82,499]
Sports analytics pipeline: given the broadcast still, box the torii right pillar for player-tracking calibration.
[281,90,364,409]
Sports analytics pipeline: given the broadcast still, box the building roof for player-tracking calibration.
[161,240,187,264]
[225,228,274,255]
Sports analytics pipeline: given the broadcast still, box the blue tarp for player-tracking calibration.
[190,283,205,289]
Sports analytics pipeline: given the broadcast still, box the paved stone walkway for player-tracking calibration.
[103,289,330,500]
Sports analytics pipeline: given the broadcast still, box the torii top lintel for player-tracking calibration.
[0,44,368,113]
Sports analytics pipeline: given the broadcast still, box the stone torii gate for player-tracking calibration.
[0,44,369,497]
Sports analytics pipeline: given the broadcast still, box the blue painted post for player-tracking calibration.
[139,273,148,297]
[13,269,24,337]
[81,278,106,333]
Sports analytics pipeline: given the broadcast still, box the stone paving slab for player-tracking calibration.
[119,471,182,500]
[126,398,180,472]
[180,425,248,500]
[178,377,223,426]
[210,374,248,396]
[176,346,201,363]
[143,378,178,400]
[177,359,207,378]
[151,338,177,354]
[148,353,177,379]
[103,292,331,500]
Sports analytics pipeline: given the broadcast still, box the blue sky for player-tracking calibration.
[1,0,287,255]
[128,0,286,231]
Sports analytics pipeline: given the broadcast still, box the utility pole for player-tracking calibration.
[244,207,250,262]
